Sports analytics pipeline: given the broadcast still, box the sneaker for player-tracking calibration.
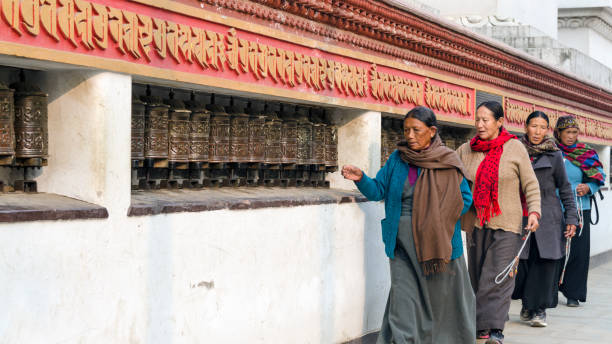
[485,329,504,344]
[520,307,533,321]
[477,330,490,339]
[530,309,547,327]
[567,298,579,307]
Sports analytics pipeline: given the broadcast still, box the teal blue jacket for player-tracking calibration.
[355,150,473,260]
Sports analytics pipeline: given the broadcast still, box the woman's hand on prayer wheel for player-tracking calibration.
[341,165,363,182]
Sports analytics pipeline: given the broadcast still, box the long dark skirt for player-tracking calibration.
[377,219,475,344]
[512,235,561,310]
[559,210,591,302]
[467,227,521,331]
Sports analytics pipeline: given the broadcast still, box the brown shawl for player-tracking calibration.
[397,135,468,274]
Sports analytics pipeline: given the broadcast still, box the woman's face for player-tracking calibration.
[559,127,579,146]
[403,117,436,151]
[475,106,503,141]
[525,117,549,145]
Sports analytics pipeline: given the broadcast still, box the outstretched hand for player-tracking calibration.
[341,165,363,182]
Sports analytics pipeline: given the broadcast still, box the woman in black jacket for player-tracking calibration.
[512,111,578,327]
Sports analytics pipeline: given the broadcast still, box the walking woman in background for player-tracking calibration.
[456,101,541,344]
[555,115,606,307]
[341,106,475,344]
[511,111,578,327]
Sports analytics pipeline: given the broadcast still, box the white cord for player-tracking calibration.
[495,231,532,285]
[574,190,584,237]
[559,237,572,286]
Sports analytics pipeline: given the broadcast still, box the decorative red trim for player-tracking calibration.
[191,0,612,117]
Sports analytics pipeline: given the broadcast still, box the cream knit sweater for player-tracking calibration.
[457,139,541,234]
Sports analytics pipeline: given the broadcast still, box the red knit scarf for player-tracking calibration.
[470,128,517,226]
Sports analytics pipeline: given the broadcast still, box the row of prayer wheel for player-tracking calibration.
[131,87,338,188]
[0,73,49,167]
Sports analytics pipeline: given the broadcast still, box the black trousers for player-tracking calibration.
[512,235,560,310]
[559,210,591,302]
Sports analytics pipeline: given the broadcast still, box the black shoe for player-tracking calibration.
[530,309,547,327]
[520,307,533,321]
[567,298,579,307]
[485,329,504,344]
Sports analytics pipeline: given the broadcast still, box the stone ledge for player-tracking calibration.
[128,188,369,216]
[0,193,109,223]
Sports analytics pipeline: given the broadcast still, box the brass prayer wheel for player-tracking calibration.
[0,82,15,162]
[381,117,392,165]
[131,97,146,162]
[228,98,250,163]
[185,92,210,163]
[207,100,230,163]
[141,87,170,159]
[10,73,48,160]
[247,102,266,163]
[296,106,313,165]
[165,91,191,165]
[324,116,338,168]
[310,109,326,166]
[280,105,297,164]
[264,103,282,164]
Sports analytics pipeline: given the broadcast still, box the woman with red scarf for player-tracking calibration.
[554,115,606,307]
[457,101,541,344]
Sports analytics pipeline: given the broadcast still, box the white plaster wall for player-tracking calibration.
[586,29,612,69]
[558,0,612,8]
[591,145,611,256]
[0,202,388,344]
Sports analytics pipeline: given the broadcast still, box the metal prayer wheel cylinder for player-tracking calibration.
[0,82,15,163]
[207,103,230,163]
[10,76,48,160]
[310,110,326,166]
[296,106,313,165]
[228,99,250,163]
[185,92,210,163]
[280,106,298,164]
[131,97,146,163]
[247,102,266,163]
[324,123,338,168]
[264,103,282,165]
[140,92,170,160]
[165,92,191,166]
[381,117,392,165]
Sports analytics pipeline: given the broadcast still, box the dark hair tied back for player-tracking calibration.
[477,101,504,120]
[404,106,437,128]
[526,111,550,126]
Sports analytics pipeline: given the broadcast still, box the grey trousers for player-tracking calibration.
[468,227,521,331]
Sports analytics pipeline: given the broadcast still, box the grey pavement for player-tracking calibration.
[495,259,612,344]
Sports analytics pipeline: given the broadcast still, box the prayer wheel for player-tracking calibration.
[381,117,392,165]
[165,91,191,166]
[247,102,266,163]
[228,98,250,163]
[280,105,298,164]
[131,97,146,163]
[185,92,210,163]
[296,106,313,165]
[310,109,326,166]
[264,103,282,165]
[140,87,170,159]
[10,72,48,160]
[207,100,230,163]
[0,82,15,163]
[324,115,338,169]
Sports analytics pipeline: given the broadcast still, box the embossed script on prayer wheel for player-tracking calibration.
[296,107,313,165]
[247,104,266,163]
[280,108,298,164]
[207,104,230,163]
[324,124,338,168]
[310,111,326,165]
[228,99,250,163]
[185,92,210,162]
[264,104,282,164]
[0,82,15,161]
[141,90,170,159]
[131,97,146,161]
[165,92,191,164]
[10,74,48,159]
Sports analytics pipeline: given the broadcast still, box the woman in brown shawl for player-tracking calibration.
[341,106,475,344]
